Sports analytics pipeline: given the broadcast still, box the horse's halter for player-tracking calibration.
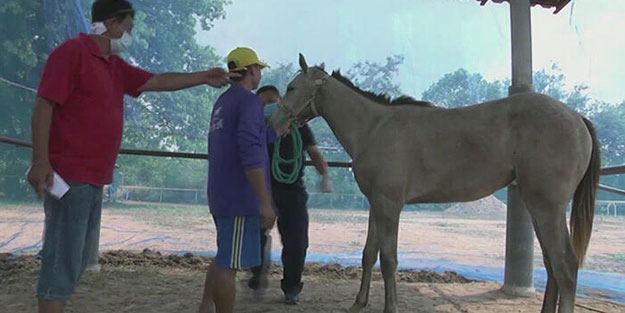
[278,75,329,123]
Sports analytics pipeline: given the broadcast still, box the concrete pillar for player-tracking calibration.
[508,0,535,95]
[503,184,535,296]
[502,0,535,297]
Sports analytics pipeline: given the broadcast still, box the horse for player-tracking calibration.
[272,54,600,313]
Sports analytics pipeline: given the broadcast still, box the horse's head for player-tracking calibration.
[270,54,328,127]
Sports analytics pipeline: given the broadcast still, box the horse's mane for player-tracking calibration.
[327,69,434,107]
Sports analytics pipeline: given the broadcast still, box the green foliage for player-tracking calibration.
[421,68,505,108]
[0,0,230,200]
[259,62,298,95]
[346,55,404,98]
[115,0,231,193]
[0,0,49,199]
[121,0,228,149]
[612,253,625,262]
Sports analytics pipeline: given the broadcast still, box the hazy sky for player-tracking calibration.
[197,0,625,103]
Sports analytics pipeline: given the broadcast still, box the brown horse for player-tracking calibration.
[273,54,600,313]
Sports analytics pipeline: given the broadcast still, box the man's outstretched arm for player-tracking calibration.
[138,68,240,92]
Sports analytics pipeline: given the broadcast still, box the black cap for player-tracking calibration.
[257,85,280,95]
[91,0,135,22]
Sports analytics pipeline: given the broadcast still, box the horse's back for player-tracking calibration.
[375,92,592,203]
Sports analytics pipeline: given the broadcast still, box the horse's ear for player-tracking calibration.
[299,53,308,73]
[319,62,325,71]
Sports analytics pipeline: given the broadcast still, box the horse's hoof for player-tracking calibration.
[383,305,399,313]
[348,303,366,313]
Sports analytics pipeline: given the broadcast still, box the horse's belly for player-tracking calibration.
[406,170,514,204]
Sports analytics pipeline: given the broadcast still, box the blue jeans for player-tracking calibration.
[37,181,102,300]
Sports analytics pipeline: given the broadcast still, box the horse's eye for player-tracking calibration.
[287,87,294,92]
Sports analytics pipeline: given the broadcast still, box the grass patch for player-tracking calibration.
[611,254,625,262]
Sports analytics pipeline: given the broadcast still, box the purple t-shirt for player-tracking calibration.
[208,84,276,217]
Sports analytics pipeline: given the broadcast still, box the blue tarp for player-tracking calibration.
[171,249,625,305]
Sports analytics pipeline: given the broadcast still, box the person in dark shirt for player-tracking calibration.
[248,85,332,304]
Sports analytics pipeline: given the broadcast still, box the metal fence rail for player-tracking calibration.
[0,136,352,168]
[3,135,625,199]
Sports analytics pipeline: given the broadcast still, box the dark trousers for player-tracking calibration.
[252,187,309,295]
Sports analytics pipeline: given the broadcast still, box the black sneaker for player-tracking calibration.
[248,275,268,296]
[284,291,300,305]
[248,276,259,290]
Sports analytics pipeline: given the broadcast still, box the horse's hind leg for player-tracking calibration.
[349,216,379,313]
[524,197,578,313]
[530,215,558,313]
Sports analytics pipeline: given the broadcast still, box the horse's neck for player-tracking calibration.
[317,78,382,158]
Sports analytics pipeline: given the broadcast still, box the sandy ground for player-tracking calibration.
[2,251,624,313]
[1,201,625,312]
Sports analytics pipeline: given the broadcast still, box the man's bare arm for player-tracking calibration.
[27,96,56,200]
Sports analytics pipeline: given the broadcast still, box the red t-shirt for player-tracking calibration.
[37,33,154,185]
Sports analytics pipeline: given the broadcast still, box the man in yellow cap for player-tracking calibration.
[198,47,289,313]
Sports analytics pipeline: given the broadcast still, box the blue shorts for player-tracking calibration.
[213,215,261,269]
[37,181,103,300]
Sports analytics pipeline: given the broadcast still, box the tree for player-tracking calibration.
[259,62,298,95]
[591,101,625,163]
[119,0,229,151]
[109,1,232,194]
[346,55,404,98]
[532,63,599,116]
[0,0,50,199]
[421,68,505,108]
[0,0,232,200]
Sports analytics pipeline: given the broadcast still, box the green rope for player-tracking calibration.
[271,123,302,184]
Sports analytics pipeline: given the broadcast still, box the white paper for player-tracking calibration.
[48,172,70,199]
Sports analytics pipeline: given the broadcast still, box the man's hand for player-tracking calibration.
[275,119,295,137]
[27,161,54,200]
[206,68,240,88]
[260,201,276,229]
[318,174,333,193]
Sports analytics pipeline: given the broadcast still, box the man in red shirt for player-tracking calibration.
[26,1,236,312]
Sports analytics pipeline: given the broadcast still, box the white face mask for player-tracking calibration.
[109,32,132,54]
[90,22,133,54]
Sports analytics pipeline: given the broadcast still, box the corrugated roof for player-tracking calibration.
[477,0,572,14]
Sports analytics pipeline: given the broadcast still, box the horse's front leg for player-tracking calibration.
[378,211,401,312]
[369,195,402,313]
[349,216,379,313]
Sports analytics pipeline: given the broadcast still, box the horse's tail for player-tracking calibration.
[570,117,600,267]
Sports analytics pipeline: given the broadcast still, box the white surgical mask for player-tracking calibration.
[90,22,133,54]
[109,32,132,54]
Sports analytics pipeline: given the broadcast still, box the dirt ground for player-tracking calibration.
[1,201,625,312]
[2,251,624,313]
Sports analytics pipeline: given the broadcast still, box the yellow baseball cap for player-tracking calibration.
[226,47,269,72]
